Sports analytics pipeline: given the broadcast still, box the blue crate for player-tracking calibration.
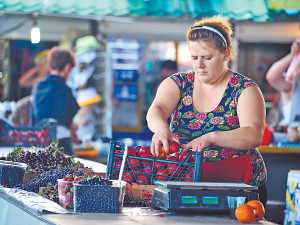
[0,118,56,147]
[74,180,126,213]
[0,160,27,187]
[106,141,203,184]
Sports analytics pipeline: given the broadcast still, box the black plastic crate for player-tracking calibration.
[0,118,56,147]
[0,160,27,187]
[106,141,203,184]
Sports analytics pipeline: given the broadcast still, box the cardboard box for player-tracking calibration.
[296,188,300,224]
[284,210,296,225]
[286,170,300,212]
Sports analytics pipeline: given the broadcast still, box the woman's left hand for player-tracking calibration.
[181,133,213,154]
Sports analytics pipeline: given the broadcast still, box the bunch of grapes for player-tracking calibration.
[40,184,59,203]
[20,167,74,193]
[6,144,79,172]
[76,175,112,185]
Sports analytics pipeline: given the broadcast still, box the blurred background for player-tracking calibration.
[1,0,299,145]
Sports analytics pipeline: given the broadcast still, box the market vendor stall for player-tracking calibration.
[0,141,279,225]
[0,174,277,225]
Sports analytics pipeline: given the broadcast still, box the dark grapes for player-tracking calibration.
[40,184,59,203]
[76,176,112,185]
[20,168,74,193]
[5,144,79,172]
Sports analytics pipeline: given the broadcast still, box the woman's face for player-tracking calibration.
[189,41,229,84]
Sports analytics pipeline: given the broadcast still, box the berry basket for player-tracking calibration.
[0,118,56,147]
[58,179,74,209]
[106,141,203,185]
[0,160,27,188]
[74,180,126,213]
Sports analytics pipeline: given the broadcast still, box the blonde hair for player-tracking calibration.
[187,15,235,60]
[34,49,50,65]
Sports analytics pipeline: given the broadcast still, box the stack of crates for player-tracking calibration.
[106,141,203,184]
[284,170,300,225]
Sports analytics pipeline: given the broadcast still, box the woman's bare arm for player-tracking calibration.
[146,77,180,156]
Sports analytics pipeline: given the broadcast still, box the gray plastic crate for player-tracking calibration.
[74,180,126,213]
[0,160,27,187]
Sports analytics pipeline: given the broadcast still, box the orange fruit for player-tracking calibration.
[247,200,265,221]
[235,203,255,223]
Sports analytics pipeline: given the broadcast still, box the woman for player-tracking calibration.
[266,39,300,128]
[146,15,267,206]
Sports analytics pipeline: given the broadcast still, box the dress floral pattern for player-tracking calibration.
[170,72,267,187]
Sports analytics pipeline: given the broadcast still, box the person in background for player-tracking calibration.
[18,49,50,88]
[146,15,267,206]
[31,46,79,155]
[11,95,33,127]
[143,60,178,127]
[161,60,178,78]
[266,39,300,128]
[11,50,50,127]
[154,60,178,92]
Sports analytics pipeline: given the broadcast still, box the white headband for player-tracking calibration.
[191,26,228,47]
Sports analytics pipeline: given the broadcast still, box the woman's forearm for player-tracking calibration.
[210,126,264,150]
[146,105,170,133]
[266,53,293,90]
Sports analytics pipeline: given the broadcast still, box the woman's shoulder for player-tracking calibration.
[170,71,195,89]
[230,72,257,88]
[171,71,195,79]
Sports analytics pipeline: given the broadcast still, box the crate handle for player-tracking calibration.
[118,143,128,183]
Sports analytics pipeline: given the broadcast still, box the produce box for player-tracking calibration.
[0,160,27,187]
[123,183,157,206]
[286,170,300,212]
[284,210,296,225]
[23,171,44,184]
[106,141,202,185]
[74,180,126,213]
[0,118,56,147]
[58,179,74,209]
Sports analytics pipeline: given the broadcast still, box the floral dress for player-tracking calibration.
[170,72,267,187]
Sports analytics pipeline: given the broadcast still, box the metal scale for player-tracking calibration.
[151,181,259,212]
[150,151,260,212]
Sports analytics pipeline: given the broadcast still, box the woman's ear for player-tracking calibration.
[223,47,230,61]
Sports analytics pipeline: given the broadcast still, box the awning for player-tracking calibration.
[0,0,291,22]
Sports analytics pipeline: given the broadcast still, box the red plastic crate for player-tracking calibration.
[106,141,202,184]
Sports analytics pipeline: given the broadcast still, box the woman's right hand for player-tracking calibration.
[291,39,300,57]
[150,128,179,157]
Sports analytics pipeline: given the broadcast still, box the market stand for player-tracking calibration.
[0,157,277,225]
[42,208,277,225]
[258,146,300,223]
[258,146,300,202]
